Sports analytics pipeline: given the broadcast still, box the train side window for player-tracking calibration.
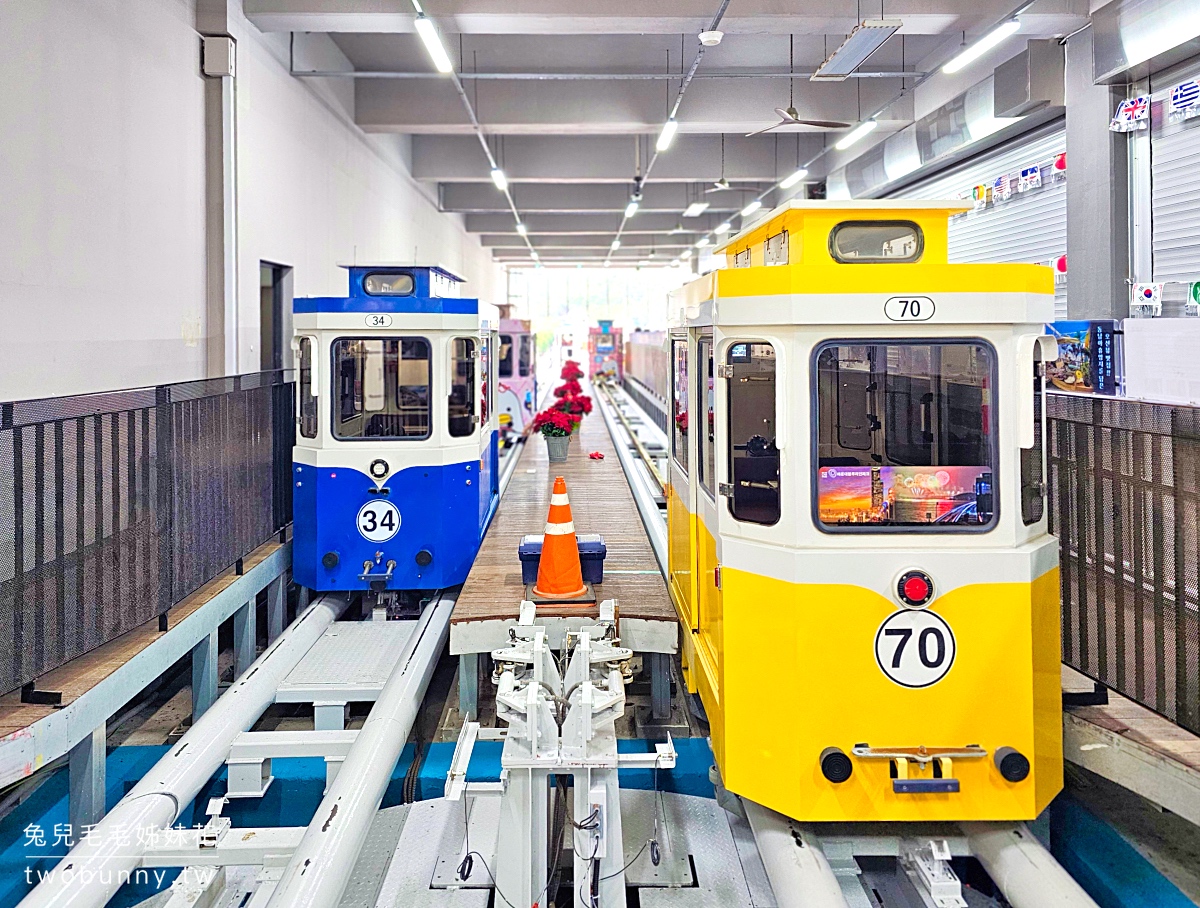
[671,338,689,470]
[814,341,997,530]
[297,336,318,439]
[498,334,514,379]
[726,342,779,526]
[449,337,477,438]
[519,334,532,377]
[829,221,923,263]
[697,336,715,496]
[331,337,431,440]
[1021,365,1045,525]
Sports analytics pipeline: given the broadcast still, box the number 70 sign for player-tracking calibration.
[874,608,956,688]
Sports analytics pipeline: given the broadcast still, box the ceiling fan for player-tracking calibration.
[747,107,851,137]
[705,135,733,193]
[747,35,850,137]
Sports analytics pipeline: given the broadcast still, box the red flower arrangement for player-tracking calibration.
[532,408,574,437]
[560,360,584,381]
[553,379,582,398]
[554,393,593,422]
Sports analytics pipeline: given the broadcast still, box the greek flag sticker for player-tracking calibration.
[1170,80,1200,123]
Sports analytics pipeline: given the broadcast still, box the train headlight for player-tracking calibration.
[896,570,934,608]
[819,747,853,784]
[995,746,1030,783]
[369,458,389,479]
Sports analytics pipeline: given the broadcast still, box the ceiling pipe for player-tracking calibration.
[291,69,922,81]
[604,0,733,264]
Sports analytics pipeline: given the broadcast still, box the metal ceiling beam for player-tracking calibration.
[484,235,695,249]
[355,76,907,135]
[464,212,725,234]
[442,182,753,213]
[412,134,820,184]
[297,69,921,80]
[247,0,1053,35]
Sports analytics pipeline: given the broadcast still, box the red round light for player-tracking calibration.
[903,576,929,601]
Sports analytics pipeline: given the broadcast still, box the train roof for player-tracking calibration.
[295,264,479,315]
[715,198,972,255]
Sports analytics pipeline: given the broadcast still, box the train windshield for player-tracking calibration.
[519,335,532,377]
[332,337,431,440]
[814,341,997,530]
[498,334,514,378]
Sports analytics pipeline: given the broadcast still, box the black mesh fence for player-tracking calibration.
[0,372,294,696]
[1048,392,1200,734]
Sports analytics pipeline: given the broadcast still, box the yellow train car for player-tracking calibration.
[666,200,1062,823]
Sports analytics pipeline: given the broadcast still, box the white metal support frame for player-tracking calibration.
[445,600,675,908]
[18,592,349,908]
[264,591,456,908]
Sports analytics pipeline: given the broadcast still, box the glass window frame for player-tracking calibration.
[330,335,433,442]
[518,334,532,377]
[297,336,318,439]
[810,337,1000,535]
[449,336,478,438]
[670,336,689,471]
[828,220,924,264]
[1020,365,1046,526]
[498,333,514,379]
[697,334,716,499]
[362,271,415,296]
[725,339,781,527]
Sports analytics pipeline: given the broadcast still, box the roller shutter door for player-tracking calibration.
[887,123,1068,319]
[1151,58,1200,315]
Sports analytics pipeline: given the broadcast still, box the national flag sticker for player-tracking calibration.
[1170,80,1200,123]
[1110,95,1150,132]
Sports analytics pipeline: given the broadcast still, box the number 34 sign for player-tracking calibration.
[874,609,956,688]
[357,500,400,542]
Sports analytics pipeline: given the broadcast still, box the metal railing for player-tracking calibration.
[0,371,295,697]
[1048,392,1200,735]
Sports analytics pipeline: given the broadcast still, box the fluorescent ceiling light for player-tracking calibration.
[714,221,732,234]
[835,119,878,151]
[610,239,621,251]
[624,200,639,218]
[780,167,809,189]
[740,199,763,218]
[942,19,1021,75]
[656,119,679,152]
[530,250,539,260]
[604,260,612,267]
[695,236,711,248]
[490,168,508,191]
[812,20,903,81]
[682,201,709,217]
[680,249,693,260]
[515,222,527,236]
[414,14,454,74]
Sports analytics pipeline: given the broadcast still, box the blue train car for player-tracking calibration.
[291,265,500,599]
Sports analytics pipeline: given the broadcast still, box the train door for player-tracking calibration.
[666,332,697,632]
[694,331,722,681]
[720,340,781,530]
[481,329,500,523]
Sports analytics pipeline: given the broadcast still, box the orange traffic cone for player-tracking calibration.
[533,476,588,599]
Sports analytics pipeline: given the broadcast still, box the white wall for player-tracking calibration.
[0,0,503,400]
[0,0,208,400]
[231,13,503,373]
